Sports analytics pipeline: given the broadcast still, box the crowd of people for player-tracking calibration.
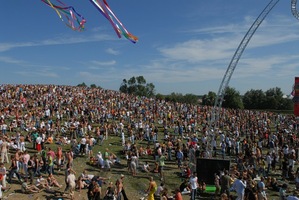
[0,84,297,200]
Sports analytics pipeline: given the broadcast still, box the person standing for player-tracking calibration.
[66,149,74,168]
[104,148,111,171]
[20,134,26,152]
[257,176,267,200]
[56,146,63,171]
[67,170,76,200]
[1,123,7,136]
[266,152,272,176]
[35,134,42,154]
[232,175,246,200]
[64,164,76,194]
[176,148,184,169]
[1,138,9,164]
[23,150,30,178]
[167,140,173,161]
[220,141,226,159]
[158,154,166,181]
[220,170,231,197]
[115,174,128,200]
[214,173,221,198]
[115,177,123,200]
[189,172,199,200]
[27,156,36,184]
[7,155,22,183]
[0,163,7,187]
[145,177,157,200]
[47,153,54,175]
[80,136,87,156]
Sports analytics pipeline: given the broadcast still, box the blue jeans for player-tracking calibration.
[116,192,122,200]
[48,165,54,175]
[23,164,28,178]
[191,188,197,200]
[8,168,21,183]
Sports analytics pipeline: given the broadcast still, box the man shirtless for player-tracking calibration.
[66,149,73,168]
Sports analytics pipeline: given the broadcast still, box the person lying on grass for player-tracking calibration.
[21,178,40,193]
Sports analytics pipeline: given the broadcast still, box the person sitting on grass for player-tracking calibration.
[21,178,40,193]
[179,179,191,195]
[155,182,164,198]
[47,173,62,188]
[160,188,171,200]
[89,156,96,166]
[77,175,89,192]
[181,164,191,178]
[142,161,151,173]
[35,175,49,190]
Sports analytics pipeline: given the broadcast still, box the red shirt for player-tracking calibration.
[175,192,183,200]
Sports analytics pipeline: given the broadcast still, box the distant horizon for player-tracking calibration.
[1,1,299,96]
[0,82,291,98]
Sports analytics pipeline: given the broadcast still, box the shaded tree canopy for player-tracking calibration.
[119,76,155,97]
[222,87,244,109]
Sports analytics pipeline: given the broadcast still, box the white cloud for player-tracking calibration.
[0,33,114,52]
[106,48,120,55]
[0,56,25,64]
[15,70,59,78]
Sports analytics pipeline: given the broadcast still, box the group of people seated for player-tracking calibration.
[89,151,120,169]
[21,173,62,194]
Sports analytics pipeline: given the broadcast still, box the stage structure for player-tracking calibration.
[196,158,230,185]
[210,0,299,128]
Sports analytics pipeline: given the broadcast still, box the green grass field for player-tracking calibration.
[1,125,298,200]
[2,132,194,200]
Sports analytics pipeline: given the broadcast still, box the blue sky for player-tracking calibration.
[1,0,299,95]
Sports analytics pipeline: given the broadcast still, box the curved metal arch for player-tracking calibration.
[209,0,280,129]
[292,0,299,20]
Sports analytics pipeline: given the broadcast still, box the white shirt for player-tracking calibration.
[232,179,246,195]
[67,173,76,188]
[36,136,42,144]
[2,124,7,130]
[80,138,87,145]
[266,155,272,165]
[189,176,198,190]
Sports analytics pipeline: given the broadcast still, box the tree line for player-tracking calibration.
[78,76,294,111]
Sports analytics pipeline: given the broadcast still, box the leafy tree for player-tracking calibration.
[243,89,266,109]
[77,82,87,87]
[184,94,199,104]
[222,87,243,109]
[165,92,182,102]
[202,91,216,106]
[163,92,199,104]
[156,93,165,100]
[119,79,128,94]
[264,87,284,109]
[90,84,97,88]
[145,83,155,97]
[119,76,155,97]
[279,97,293,110]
